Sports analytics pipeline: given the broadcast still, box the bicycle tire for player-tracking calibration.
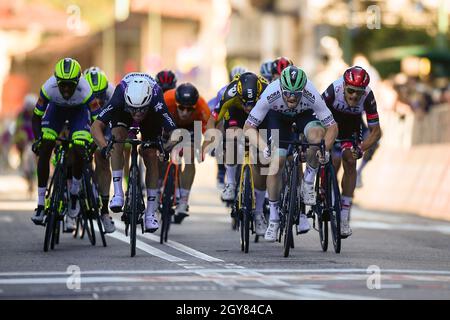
[161,164,175,244]
[241,165,252,254]
[130,166,139,257]
[284,163,298,258]
[44,166,63,252]
[315,170,328,252]
[327,164,341,254]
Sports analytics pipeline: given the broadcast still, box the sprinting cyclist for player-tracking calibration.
[243,65,338,241]
[91,72,177,233]
[164,83,210,223]
[323,66,382,238]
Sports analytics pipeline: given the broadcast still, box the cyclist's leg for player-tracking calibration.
[221,107,246,201]
[32,103,62,224]
[140,113,162,232]
[94,125,112,215]
[264,110,291,241]
[109,110,133,212]
[175,129,195,223]
[68,106,92,219]
[296,110,326,206]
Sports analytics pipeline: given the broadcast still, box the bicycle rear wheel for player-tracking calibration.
[315,169,328,252]
[327,164,341,254]
[283,163,298,258]
[160,164,175,244]
[44,167,63,252]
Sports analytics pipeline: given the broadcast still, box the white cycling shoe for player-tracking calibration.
[264,221,280,242]
[340,210,353,238]
[65,215,76,232]
[301,180,316,205]
[109,194,124,213]
[68,194,80,218]
[145,212,159,233]
[297,214,311,234]
[100,214,116,233]
[221,184,236,202]
[254,214,268,236]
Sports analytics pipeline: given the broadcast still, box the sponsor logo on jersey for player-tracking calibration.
[247,113,261,126]
[154,102,164,111]
[163,113,176,128]
[227,84,237,97]
[303,89,315,104]
[322,114,336,127]
[267,90,281,104]
[99,104,113,118]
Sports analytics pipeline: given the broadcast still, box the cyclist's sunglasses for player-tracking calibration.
[345,87,365,96]
[125,105,150,114]
[177,105,195,112]
[282,90,302,99]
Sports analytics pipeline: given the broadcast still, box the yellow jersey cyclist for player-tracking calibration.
[243,65,338,241]
[208,72,270,236]
[84,66,116,233]
[31,58,101,227]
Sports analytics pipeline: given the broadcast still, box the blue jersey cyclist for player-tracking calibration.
[31,57,100,226]
[91,72,177,233]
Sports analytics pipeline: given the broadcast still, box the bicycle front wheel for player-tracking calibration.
[327,164,341,254]
[161,164,175,244]
[130,166,140,257]
[284,163,298,258]
[240,165,253,254]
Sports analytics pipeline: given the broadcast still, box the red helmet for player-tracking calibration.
[343,66,370,88]
[271,56,293,76]
[155,70,177,92]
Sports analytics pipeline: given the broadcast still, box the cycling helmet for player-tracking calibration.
[280,66,307,92]
[271,56,293,77]
[343,66,370,89]
[84,67,109,93]
[237,72,263,107]
[260,60,273,82]
[155,70,177,92]
[229,66,247,82]
[23,93,38,113]
[124,77,153,111]
[175,83,199,106]
[54,58,81,83]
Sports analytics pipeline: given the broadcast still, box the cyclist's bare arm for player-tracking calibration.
[361,123,381,152]
[91,120,107,149]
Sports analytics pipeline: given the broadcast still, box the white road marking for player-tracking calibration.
[284,287,382,300]
[2,268,450,277]
[114,220,224,262]
[351,221,450,235]
[0,216,13,223]
[106,231,185,262]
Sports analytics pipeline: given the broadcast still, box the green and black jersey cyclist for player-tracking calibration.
[31,58,101,229]
[205,72,270,236]
[84,66,116,233]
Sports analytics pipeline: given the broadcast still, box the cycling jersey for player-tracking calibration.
[322,77,379,141]
[97,72,177,139]
[246,79,335,128]
[164,89,210,133]
[34,76,97,117]
[214,75,269,123]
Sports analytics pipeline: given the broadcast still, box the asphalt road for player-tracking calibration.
[0,159,449,300]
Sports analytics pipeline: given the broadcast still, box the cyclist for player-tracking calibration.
[207,66,247,189]
[164,83,210,223]
[155,69,177,93]
[84,66,116,233]
[205,71,270,236]
[260,60,273,83]
[243,65,338,241]
[90,72,177,233]
[271,56,293,81]
[13,94,37,195]
[323,66,381,238]
[31,58,101,227]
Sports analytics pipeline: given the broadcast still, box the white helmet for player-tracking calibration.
[24,93,38,112]
[124,77,153,109]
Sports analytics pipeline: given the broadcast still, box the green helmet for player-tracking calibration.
[84,67,108,93]
[54,58,81,82]
[280,65,307,92]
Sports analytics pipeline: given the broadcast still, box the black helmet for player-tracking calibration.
[237,72,262,107]
[175,83,199,106]
[155,70,177,92]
